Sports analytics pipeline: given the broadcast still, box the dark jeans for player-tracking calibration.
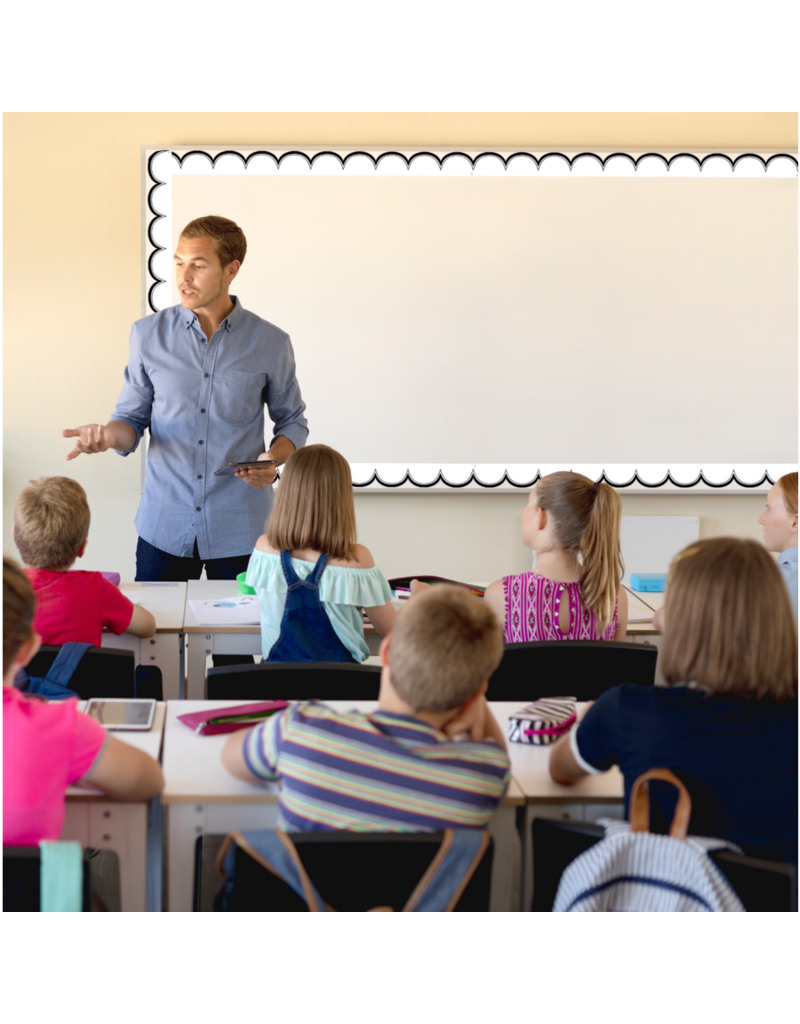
[135,537,254,667]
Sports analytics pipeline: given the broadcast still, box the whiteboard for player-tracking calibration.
[143,147,798,487]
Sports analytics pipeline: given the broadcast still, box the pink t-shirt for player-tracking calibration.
[26,569,134,647]
[3,686,107,845]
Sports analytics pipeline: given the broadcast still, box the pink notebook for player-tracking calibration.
[178,701,290,736]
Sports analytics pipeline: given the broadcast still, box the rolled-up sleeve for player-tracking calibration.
[110,321,155,455]
[265,333,308,452]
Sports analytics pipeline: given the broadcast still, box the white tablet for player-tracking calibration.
[85,699,156,731]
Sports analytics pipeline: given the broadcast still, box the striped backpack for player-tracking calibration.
[553,769,745,912]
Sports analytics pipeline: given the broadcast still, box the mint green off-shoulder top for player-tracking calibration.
[245,549,393,662]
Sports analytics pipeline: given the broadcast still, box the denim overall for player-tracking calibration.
[267,551,354,663]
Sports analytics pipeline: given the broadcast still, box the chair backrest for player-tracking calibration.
[3,846,91,912]
[205,661,382,700]
[25,645,136,700]
[531,817,798,912]
[202,831,494,912]
[487,640,657,701]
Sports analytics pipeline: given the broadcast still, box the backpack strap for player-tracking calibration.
[629,768,692,839]
[402,829,491,912]
[44,643,94,687]
[216,829,331,912]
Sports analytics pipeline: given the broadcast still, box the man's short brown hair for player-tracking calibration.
[661,537,797,701]
[14,476,91,571]
[388,587,504,713]
[180,215,247,267]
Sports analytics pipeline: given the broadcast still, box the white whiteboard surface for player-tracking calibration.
[143,147,797,484]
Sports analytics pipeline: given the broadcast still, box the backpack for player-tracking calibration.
[553,769,745,912]
[15,642,92,701]
[214,828,491,912]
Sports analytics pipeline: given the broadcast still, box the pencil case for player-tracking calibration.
[178,700,289,736]
[508,698,577,746]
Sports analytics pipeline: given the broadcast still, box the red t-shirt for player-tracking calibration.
[26,569,135,647]
[3,686,108,844]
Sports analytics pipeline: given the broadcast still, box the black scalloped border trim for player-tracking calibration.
[350,469,775,490]
[143,149,789,491]
[145,147,797,313]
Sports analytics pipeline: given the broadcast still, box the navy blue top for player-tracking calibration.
[573,684,798,863]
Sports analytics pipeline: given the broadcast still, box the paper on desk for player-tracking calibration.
[190,594,261,626]
[627,606,654,623]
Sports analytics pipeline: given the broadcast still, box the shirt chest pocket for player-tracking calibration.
[218,370,268,424]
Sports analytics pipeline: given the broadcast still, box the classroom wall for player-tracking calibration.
[3,113,796,581]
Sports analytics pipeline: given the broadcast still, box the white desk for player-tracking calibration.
[183,580,262,699]
[491,702,625,911]
[161,699,524,912]
[101,582,188,700]
[61,702,166,912]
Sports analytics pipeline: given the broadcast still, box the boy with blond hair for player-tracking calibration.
[222,586,510,831]
[14,476,155,646]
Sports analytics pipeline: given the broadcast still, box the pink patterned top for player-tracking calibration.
[502,572,619,643]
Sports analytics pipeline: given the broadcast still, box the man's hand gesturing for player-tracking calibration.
[62,424,116,461]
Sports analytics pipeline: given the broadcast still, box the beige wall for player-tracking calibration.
[3,114,795,580]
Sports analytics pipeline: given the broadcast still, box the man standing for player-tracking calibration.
[63,216,308,583]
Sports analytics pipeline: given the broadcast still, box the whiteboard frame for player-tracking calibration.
[141,145,798,493]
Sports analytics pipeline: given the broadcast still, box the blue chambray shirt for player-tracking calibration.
[778,547,798,618]
[111,297,308,560]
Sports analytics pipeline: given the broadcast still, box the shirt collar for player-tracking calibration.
[369,709,448,743]
[778,547,798,566]
[182,295,244,332]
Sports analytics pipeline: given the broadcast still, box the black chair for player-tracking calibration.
[205,661,382,700]
[24,645,137,700]
[487,640,657,701]
[3,846,91,912]
[197,832,494,912]
[530,818,798,912]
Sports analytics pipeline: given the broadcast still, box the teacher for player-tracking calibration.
[62,215,308,584]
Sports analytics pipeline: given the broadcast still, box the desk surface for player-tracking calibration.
[161,700,525,806]
[66,702,166,798]
[184,579,261,634]
[119,582,187,633]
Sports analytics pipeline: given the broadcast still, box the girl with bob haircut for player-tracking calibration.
[759,471,798,617]
[245,444,396,662]
[484,471,627,643]
[550,538,798,863]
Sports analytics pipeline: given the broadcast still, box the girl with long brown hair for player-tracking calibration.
[245,444,396,662]
[484,472,627,642]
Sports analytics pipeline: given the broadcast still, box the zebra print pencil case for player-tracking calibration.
[508,698,577,746]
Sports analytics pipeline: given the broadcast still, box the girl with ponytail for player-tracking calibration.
[484,472,627,642]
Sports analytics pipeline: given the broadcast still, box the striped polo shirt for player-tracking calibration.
[243,702,511,832]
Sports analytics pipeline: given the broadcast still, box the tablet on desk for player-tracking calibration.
[85,699,156,731]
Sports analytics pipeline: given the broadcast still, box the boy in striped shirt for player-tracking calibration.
[221,587,510,831]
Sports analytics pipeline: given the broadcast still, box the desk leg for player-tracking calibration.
[487,803,521,911]
[186,635,211,700]
[147,795,162,912]
[90,803,148,912]
[166,803,280,912]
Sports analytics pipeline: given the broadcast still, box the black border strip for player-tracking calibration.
[349,469,775,490]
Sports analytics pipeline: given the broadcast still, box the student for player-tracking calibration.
[245,444,396,662]
[759,471,798,617]
[14,476,156,646]
[3,557,164,846]
[549,538,798,863]
[483,472,627,643]
[221,586,510,830]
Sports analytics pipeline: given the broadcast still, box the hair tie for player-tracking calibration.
[590,481,600,497]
